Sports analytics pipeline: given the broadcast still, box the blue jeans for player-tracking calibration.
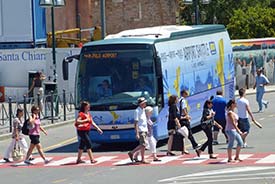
[256,87,267,111]
[226,130,243,149]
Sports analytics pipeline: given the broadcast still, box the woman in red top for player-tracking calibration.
[75,101,103,164]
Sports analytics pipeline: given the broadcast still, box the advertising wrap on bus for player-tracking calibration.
[65,25,234,143]
[155,31,234,133]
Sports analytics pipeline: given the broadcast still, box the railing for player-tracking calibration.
[0,90,75,133]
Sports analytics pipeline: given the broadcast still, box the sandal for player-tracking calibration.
[91,160,98,164]
[227,159,233,163]
[195,150,201,157]
[128,152,134,162]
[133,158,140,162]
[153,158,161,162]
[76,160,85,164]
[209,155,217,159]
[182,151,190,155]
[141,160,150,164]
[234,158,243,162]
[166,151,176,156]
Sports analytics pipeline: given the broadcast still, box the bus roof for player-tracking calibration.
[84,24,225,47]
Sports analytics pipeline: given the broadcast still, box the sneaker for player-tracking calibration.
[258,110,264,113]
[3,158,11,163]
[243,143,248,148]
[264,101,269,109]
[44,159,50,164]
[24,160,32,165]
[212,140,219,145]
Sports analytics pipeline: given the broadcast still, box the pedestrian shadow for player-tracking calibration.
[46,142,140,153]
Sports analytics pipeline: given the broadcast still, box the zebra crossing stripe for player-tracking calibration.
[46,157,77,166]
[151,156,181,165]
[31,157,53,164]
[92,156,118,165]
[256,154,275,164]
[0,160,5,165]
[113,158,132,166]
[182,154,209,164]
[220,154,253,163]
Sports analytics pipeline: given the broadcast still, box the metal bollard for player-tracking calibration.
[23,95,27,122]
[63,89,66,121]
[8,97,12,133]
[51,91,54,124]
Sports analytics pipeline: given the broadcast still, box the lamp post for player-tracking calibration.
[183,0,210,25]
[39,0,66,82]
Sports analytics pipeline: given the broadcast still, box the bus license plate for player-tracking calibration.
[110,134,120,140]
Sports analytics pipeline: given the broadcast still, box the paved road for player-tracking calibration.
[0,92,274,184]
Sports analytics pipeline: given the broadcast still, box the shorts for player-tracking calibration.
[238,118,250,133]
[29,135,40,145]
[138,132,148,147]
[213,119,226,131]
[168,129,176,136]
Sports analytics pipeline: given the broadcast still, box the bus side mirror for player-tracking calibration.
[156,56,162,77]
[62,54,80,80]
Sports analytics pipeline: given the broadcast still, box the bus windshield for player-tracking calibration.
[76,44,157,110]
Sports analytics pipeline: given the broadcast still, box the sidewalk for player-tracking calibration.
[235,84,275,96]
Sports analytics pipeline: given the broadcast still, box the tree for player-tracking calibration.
[178,0,275,39]
[227,6,275,39]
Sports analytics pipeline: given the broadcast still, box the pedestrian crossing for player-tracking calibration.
[0,153,274,168]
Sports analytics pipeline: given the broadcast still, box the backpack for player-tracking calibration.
[22,119,30,135]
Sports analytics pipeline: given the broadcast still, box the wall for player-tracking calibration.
[48,0,177,38]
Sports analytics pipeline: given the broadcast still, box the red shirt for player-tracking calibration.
[75,112,92,131]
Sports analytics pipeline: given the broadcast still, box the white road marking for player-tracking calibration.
[151,156,181,165]
[163,176,275,184]
[113,158,133,166]
[46,157,77,166]
[91,156,118,165]
[31,157,53,164]
[220,154,253,163]
[158,166,275,182]
[256,154,275,164]
[182,154,209,164]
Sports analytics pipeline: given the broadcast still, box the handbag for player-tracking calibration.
[12,142,24,161]
[201,118,214,129]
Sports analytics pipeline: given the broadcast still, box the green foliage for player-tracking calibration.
[227,6,275,39]
[178,0,275,39]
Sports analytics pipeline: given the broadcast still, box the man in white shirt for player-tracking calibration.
[128,97,150,164]
[236,88,255,148]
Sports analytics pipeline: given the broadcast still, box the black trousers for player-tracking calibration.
[186,124,199,149]
[199,126,213,154]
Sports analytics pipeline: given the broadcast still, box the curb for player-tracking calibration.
[234,88,275,97]
[0,119,74,141]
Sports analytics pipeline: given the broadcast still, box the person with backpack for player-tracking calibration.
[3,108,33,162]
[24,105,49,165]
[177,90,201,156]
